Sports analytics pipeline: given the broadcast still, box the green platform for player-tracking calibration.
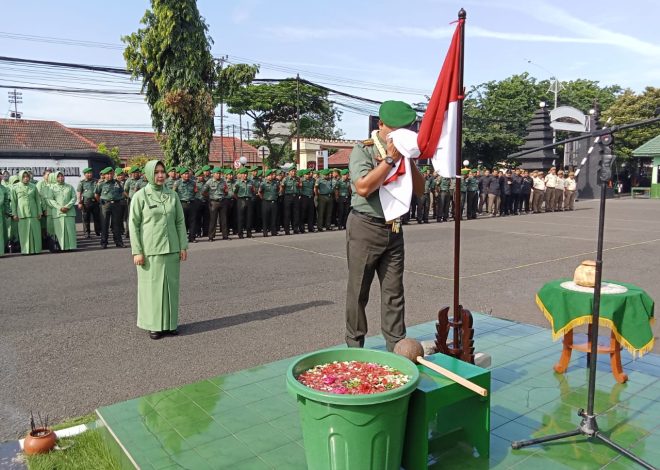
[97,314,660,469]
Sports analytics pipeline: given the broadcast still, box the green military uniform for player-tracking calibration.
[259,170,280,236]
[95,167,125,248]
[466,170,479,220]
[46,171,77,250]
[129,160,188,338]
[346,100,415,352]
[417,171,435,223]
[299,171,316,232]
[335,170,351,230]
[233,169,255,238]
[194,171,209,238]
[315,170,335,231]
[173,172,197,242]
[203,170,227,241]
[78,169,101,237]
[280,170,300,235]
[10,170,43,254]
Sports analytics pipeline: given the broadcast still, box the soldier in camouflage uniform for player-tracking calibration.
[95,167,125,248]
[249,167,262,234]
[233,167,255,238]
[259,169,280,236]
[299,169,316,233]
[173,168,198,242]
[77,167,101,238]
[203,168,227,241]
[164,167,177,190]
[194,170,208,238]
[466,169,479,219]
[280,166,300,235]
[315,169,335,231]
[335,169,351,230]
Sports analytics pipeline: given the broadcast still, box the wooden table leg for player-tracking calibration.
[609,330,628,384]
[553,329,573,374]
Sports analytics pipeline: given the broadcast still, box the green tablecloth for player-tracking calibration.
[536,279,655,357]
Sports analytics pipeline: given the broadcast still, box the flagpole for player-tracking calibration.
[452,8,466,345]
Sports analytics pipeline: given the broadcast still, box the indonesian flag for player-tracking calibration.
[417,19,463,178]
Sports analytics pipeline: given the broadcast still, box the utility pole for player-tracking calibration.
[296,73,301,165]
[8,89,22,119]
[232,124,237,160]
[246,121,251,140]
[239,114,244,159]
[217,55,228,167]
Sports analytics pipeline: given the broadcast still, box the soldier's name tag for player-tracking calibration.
[148,205,157,209]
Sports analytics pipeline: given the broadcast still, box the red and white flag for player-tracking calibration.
[417,19,463,178]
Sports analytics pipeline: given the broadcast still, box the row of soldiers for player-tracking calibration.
[411,166,578,223]
[77,164,353,246]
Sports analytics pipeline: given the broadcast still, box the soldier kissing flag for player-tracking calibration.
[417,17,464,178]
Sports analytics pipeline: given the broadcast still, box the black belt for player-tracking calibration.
[101,200,118,204]
[351,209,388,224]
[180,200,192,203]
[239,196,250,199]
[301,195,312,198]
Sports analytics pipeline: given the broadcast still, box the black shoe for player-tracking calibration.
[149,331,163,340]
[168,329,179,336]
[84,233,91,239]
[208,237,214,242]
[101,243,108,249]
[116,242,126,248]
[247,234,252,238]
[222,236,229,240]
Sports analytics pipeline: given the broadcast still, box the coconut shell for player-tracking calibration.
[393,338,424,363]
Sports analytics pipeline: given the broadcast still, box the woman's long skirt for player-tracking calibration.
[18,217,42,254]
[51,217,77,250]
[136,252,180,332]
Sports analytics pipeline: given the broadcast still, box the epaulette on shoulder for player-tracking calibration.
[362,139,374,146]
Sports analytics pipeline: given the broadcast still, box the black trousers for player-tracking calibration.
[251,198,261,232]
[467,191,478,219]
[521,193,531,213]
[208,200,222,240]
[261,200,278,235]
[236,198,252,237]
[282,194,299,234]
[197,200,209,237]
[337,196,350,229]
[100,201,122,245]
[300,196,315,232]
[82,200,101,235]
[512,193,521,214]
[439,191,451,221]
[181,201,198,241]
[417,194,430,222]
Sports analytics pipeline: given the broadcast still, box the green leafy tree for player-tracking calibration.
[225,79,341,166]
[97,143,122,167]
[601,87,660,159]
[122,0,257,169]
[558,79,622,114]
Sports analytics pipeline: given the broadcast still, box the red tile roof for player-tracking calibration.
[71,128,164,161]
[328,148,351,167]
[0,119,96,151]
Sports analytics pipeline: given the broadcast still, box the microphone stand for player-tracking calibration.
[511,114,660,469]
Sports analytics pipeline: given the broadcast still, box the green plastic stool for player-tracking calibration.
[402,353,491,469]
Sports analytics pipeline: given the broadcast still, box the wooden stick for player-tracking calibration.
[417,356,488,397]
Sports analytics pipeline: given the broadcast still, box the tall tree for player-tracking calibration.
[225,79,341,166]
[601,87,660,159]
[122,0,257,168]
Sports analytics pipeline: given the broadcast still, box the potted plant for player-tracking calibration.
[23,412,56,455]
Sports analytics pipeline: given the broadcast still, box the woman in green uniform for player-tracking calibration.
[11,170,42,254]
[47,171,78,251]
[6,175,20,249]
[129,160,188,340]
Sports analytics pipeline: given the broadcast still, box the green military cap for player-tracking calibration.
[100,167,113,175]
[256,169,263,177]
[250,166,259,172]
[201,165,212,172]
[461,168,470,175]
[264,169,274,176]
[319,169,329,176]
[340,169,349,175]
[470,169,478,174]
[379,100,416,128]
[237,167,249,174]
[287,166,297,172]
[194,169,203,176]
[223,168,232,175]
[167,167,175,172]
[211,167,222,174]
[115,167,124,174]
[130,166,140,173]
[82,167,93,173]
[179,166,189,173]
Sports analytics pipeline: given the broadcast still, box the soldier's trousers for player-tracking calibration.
[100,200,122,245]
[417,194,430,222]
[544,187,556,211]
[251,199,261,232]
[317,195,333,230]
[554,188,564,211]
[198,201,209,237]
[345,211,405,352]
[521,193,531,213]
[208,200,222,240]
[479,191,487,213]
[282,194,299,234]
[121,199,129,235]
[181,201,198,241]
[299,196,315,232]
[533,190,545,213]
[564,190,576,210]
[439,191,451,221]
[236,197,252,238]
[261,200,278,235]
[336,196,350,229]
[467,191,478,219]
[82,200,101,235]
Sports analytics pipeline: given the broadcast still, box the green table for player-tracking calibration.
[536,279,654,383]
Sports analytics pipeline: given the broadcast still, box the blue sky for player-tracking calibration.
[1,0,658,139]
